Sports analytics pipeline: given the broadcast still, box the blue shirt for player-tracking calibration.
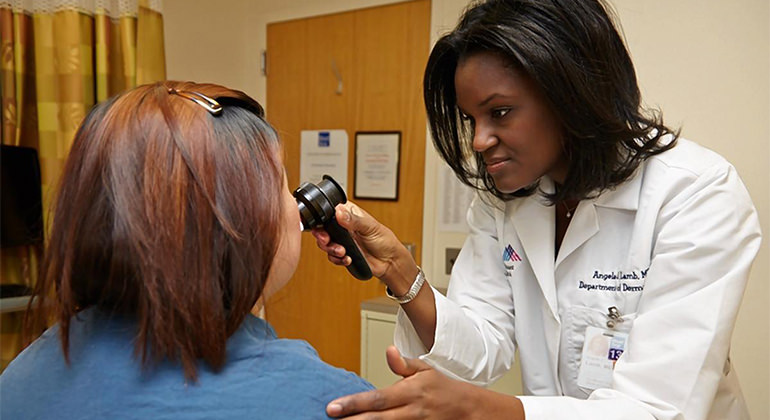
[1,308,374,419]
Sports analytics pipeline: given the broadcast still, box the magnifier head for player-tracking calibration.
[293,175,347,230]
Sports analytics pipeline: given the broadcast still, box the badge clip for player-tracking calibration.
[606,306,624,329]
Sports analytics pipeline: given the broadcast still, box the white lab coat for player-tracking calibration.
[395,139,761,420]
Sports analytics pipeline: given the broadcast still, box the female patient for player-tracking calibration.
[0,82,372,419]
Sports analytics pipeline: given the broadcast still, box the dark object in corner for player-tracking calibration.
[0,284,34,298]
[1,145,44,248]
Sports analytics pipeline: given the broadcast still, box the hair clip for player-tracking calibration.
[168,88,223,115]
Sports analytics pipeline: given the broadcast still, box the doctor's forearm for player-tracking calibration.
[382,264,438,350]
[401,283,437,350]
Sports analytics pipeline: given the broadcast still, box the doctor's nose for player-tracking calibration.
[472,125,498,153]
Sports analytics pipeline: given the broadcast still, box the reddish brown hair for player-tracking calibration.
[27,81,283,380]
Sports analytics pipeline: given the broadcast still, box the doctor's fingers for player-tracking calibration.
[335,202,382,237]
[327,373,468,420]
[326,385,424,419]
[327,253,352,267]
[327,403,432,420]
[311,228,347,258]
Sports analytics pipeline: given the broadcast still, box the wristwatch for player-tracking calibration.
[385,266,426,304]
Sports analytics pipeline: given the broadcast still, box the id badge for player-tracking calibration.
[577,326,628,390]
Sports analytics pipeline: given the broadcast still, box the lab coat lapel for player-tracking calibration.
[555,168,643,268]
[554,202,599,268]
[593,167,642,212]
[510,188,558,320]
[511,184,562,391]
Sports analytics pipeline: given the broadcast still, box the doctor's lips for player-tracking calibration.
[484,157,510,174]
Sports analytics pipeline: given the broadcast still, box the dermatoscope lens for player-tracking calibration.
[293,175,347,231]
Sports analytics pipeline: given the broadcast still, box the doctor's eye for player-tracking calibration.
[491,107,512,119]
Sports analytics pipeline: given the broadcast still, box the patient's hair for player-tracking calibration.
[27,81,283,380]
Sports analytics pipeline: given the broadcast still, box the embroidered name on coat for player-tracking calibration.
[577,268,649,293]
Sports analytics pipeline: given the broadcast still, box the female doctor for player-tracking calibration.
[316,0,762,419]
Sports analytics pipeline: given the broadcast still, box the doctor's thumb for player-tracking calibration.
[335,202,374,233]
[385,345,429,378]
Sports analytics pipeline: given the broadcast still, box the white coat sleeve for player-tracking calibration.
[394,195,517,385]
[520,163,762,419]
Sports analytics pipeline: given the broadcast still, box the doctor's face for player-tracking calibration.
[455,51,568,192]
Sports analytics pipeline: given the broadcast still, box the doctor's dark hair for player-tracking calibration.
[26,81,283,381]
[424,0,678,201]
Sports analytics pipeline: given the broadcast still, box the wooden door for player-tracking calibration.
[265,0,430,373]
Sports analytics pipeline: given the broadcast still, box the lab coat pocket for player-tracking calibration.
[564,305,637,398]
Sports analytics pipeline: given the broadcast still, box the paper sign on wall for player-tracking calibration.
[437,163,476,233]
[300,130,349,190]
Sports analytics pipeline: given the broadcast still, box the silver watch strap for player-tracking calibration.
[385,266,426,304]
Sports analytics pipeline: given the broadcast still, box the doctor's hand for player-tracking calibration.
[314,202,437,350]
[311,202,415,283]
[326,346,525,420]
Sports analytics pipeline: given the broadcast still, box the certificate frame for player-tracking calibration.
[353,131,401,201]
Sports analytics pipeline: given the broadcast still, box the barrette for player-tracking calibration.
[168,88,223,115]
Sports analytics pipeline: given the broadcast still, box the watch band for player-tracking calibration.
[385,266,426,304]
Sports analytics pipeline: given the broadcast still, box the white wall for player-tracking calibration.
[164,1,770,418]
[614,4,770,420]
[164,0,255,96]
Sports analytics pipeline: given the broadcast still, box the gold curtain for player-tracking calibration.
[0,0,166,370]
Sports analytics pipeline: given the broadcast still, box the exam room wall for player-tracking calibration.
[164,0,769,418]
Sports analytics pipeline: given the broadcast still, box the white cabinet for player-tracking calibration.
[360,300,401,388]
[360,296,523,394]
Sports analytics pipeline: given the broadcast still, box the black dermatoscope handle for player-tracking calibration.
[293,175,373,280]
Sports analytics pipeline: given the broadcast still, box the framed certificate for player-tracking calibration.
[354,131,400,200]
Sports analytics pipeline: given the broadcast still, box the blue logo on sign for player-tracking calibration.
[318,132,330,147]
